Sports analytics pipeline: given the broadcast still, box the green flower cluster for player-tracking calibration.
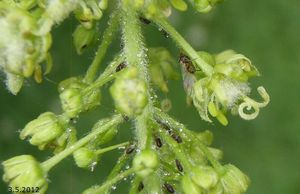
[0,0,110,94]
[1,0,270,194]
[0,2,52,94]
[181,50,270,125]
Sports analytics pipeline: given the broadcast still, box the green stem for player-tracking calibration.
[102,151,132,194]
[129,176,142,194]
[41,114,123,172]
[92,168,136,194]
[84,55,124,92]
[153,16,214,76]
[95,141,129,155]
[121,2,153,150]
[84,10,120,83]
[154,108,224,172]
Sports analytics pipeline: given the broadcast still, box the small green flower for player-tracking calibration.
[142,0,172,18]
[195,130,214,146]
[133,149,159,178]
[2,155,48,194]
[91,126,118,146]
[148,47,179,93]
[208,147,223,161]
[73,147,99,169]
[220,164,250,194]
[169,0,188,11]
[73,24,96,55]
[190,166,218,190]
[59,77,101,118]
[189,50,269,125]
[110,67,148,117]
[5,73,24,95]
[0,3,52,94]
[181,174,203,194]
[60,88,84,118]
[74,0,107,29]
[20,112,67,150]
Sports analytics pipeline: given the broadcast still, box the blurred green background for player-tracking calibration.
[1,0,300,193]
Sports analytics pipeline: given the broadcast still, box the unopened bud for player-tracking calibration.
[191,166,218,189]
[2,155,48,193]
[133,149,158,178]
[220,164,250,194]
[73,147,98,168]
[73,25,96,55]
[170,0,188,11]
[110,67,148,117]
[20,112,66,149]
[181,174,203,194]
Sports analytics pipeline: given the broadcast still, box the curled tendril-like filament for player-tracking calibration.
[238,86,270,120]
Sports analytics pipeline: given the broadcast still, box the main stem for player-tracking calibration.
[41,114,123,172]
[121,3,152,150]
[153,16,214,76]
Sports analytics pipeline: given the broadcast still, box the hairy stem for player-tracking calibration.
[90,168,136,194]
[153,16,214,76]
[41,114,123,172]
[85,54,124,92]
[121,3,153,150]
[84,10,120,83]
[102,151,133,194]
[95,141,129,155]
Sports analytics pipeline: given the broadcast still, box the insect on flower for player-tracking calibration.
[139,17,151,25]
[175,159,183,172]
[179,53,196,74]
[116,62,127,72]
[155,137,163,148]
[163,183,175,193]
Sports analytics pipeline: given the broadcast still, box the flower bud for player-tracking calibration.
[133,149,158,178]
[91,125,118,146]
[74,0,103,29]
[191,166,218,189]
[2,155,48,193]
[193,0,212,13]
[60,88,83,118]
[220,164,250,194]
[73,24,96,55]
[196,130,213,145]
[208,147,223,161]
[181,174,203,194]
[144,0,172,18]
[198,51,216,66]
[58,76,84,92]
[5,73,24,95]
[20,112,66,149]
[73,147,98,168]
[188,145,207,165]
[214,50,259,81]
[59,77,101,118]
[133,0,144,9]
[99,0,108,10]
[110,67,148,117]
[191,78,211,122]
[170,0,188,11]
[148,47,179,93]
